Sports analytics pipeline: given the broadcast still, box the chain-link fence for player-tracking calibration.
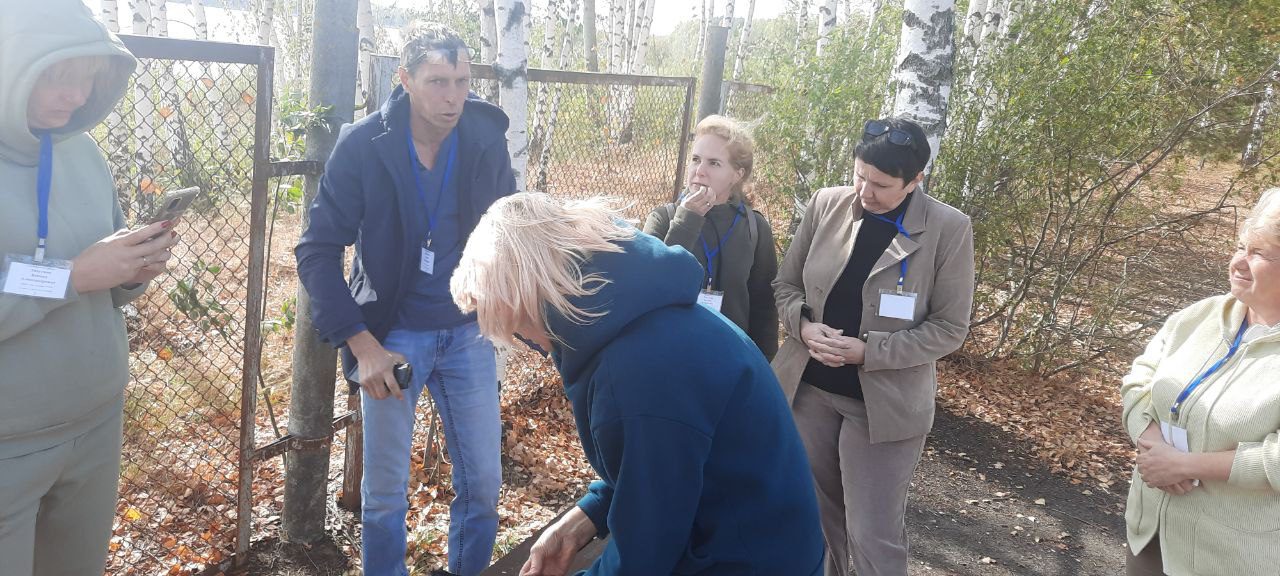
[93,35,273,576]
[370,56,697,221]
[723,80,775,127]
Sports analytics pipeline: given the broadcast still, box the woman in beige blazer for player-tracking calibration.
[772,117,975,576]
[1121,187,1280,576]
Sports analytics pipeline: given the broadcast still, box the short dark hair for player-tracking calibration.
[400,21,471,74]
[854,117,931,184]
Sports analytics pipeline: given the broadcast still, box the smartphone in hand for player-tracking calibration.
[142,187,200,225]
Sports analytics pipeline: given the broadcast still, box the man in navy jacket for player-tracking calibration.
[295,22,516,576]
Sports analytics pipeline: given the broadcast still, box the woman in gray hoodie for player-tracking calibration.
[0,1,179,573]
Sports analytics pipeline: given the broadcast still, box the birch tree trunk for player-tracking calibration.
[817,0,838,57]
[130,0,150,35]
[102,0,121,33]
[1243,57,1278,167]
[888,0,956,168]
[610,0,626,73]
[623,0,637,72]
[695,0,707,69]
[151,0,167,37]
[724,0,736,27]
[630,0,656,73]
[964,0,987,49]
[257,0,276,46]
[794,0,811,64]
[531,0,561,154]
[583,0,599,71]
[862,0,884,52]
[357,0,375,108]
[495,0,530,191]
[193,0,208,39]
[538,0,577,191]
[478,0,500,102]
[731,0,757,81]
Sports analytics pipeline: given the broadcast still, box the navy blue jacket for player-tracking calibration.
[548,231,825,576]
[295,86,516,377]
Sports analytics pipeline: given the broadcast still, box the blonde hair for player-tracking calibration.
[694,114,755,202]
[451,193,636,347]
[1242,187,1280,246]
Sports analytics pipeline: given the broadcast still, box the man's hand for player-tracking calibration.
[347,331,406,400]
[521,507,598,576]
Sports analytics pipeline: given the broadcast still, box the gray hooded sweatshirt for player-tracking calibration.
[0,0,142,458]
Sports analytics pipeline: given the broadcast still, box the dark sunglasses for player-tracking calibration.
[862,120,915,148]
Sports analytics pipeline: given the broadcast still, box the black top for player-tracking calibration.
[803,193,913,400]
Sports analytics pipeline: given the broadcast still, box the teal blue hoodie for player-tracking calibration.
[549,231,825,575]
[0,0,141,458]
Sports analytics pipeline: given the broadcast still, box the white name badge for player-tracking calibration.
[697,289,724,313]
[878,289,916,321]
[2,254,72,300]
[1160,421,1190,453]
[420,247,436,275]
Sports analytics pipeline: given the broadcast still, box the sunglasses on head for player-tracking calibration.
[862,120,915,148]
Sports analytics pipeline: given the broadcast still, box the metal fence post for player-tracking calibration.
[283,0,359,544]
[697,24,730,122]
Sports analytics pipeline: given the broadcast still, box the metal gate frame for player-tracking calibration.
[117,34,277,575]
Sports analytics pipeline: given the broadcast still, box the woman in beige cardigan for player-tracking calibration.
[1122,187,1280,576]
[772,117,975,576]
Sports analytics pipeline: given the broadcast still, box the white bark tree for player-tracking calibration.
[531,0,562,150]
[629,0,657,73]
[817,0,838,57]
[102,0,121,33]
[695,0,707,68]
[192,0,208,39]
[495,0,530,191]
[478,0,500,103]
[888,0,957,167]
[609,0,626,73]
[257,0,276,46]
[130,0,150,34]
[1244,57,1279,167]
[582,0,599,71]
[963,0,988,50]
[731,0,757,81]
[357,0,375,108]
[723,0,736,27]
[794,0,811,64]
[151,0,167,37]
[537,0,577,191]
[480,0,498,64]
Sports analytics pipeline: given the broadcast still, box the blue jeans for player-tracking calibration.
[360,322,501,576]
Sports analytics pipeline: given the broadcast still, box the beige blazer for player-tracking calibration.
[772,186,975,443]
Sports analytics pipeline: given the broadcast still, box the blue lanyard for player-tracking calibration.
[406,127,458,248]
[867,211,911,288]
[35,132,53,262]
[1171,317,1248,419]
[698,206,743,289]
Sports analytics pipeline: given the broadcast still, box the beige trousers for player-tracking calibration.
[1126,534,1166,576]
[0,409,123,576]
[792,383,927,576]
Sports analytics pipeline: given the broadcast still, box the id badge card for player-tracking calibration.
[1,253,73,300]
[419,246,436,275]
[877,289,917,321]
[697,289,725,313]
[1159,421,1190,453]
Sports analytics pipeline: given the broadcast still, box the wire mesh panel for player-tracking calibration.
[92,36,271,576]
[723,81,776,126]
[369,57,696,221]
[512,67,695,221]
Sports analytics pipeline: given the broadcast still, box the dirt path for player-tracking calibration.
[907,411,1126,576]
